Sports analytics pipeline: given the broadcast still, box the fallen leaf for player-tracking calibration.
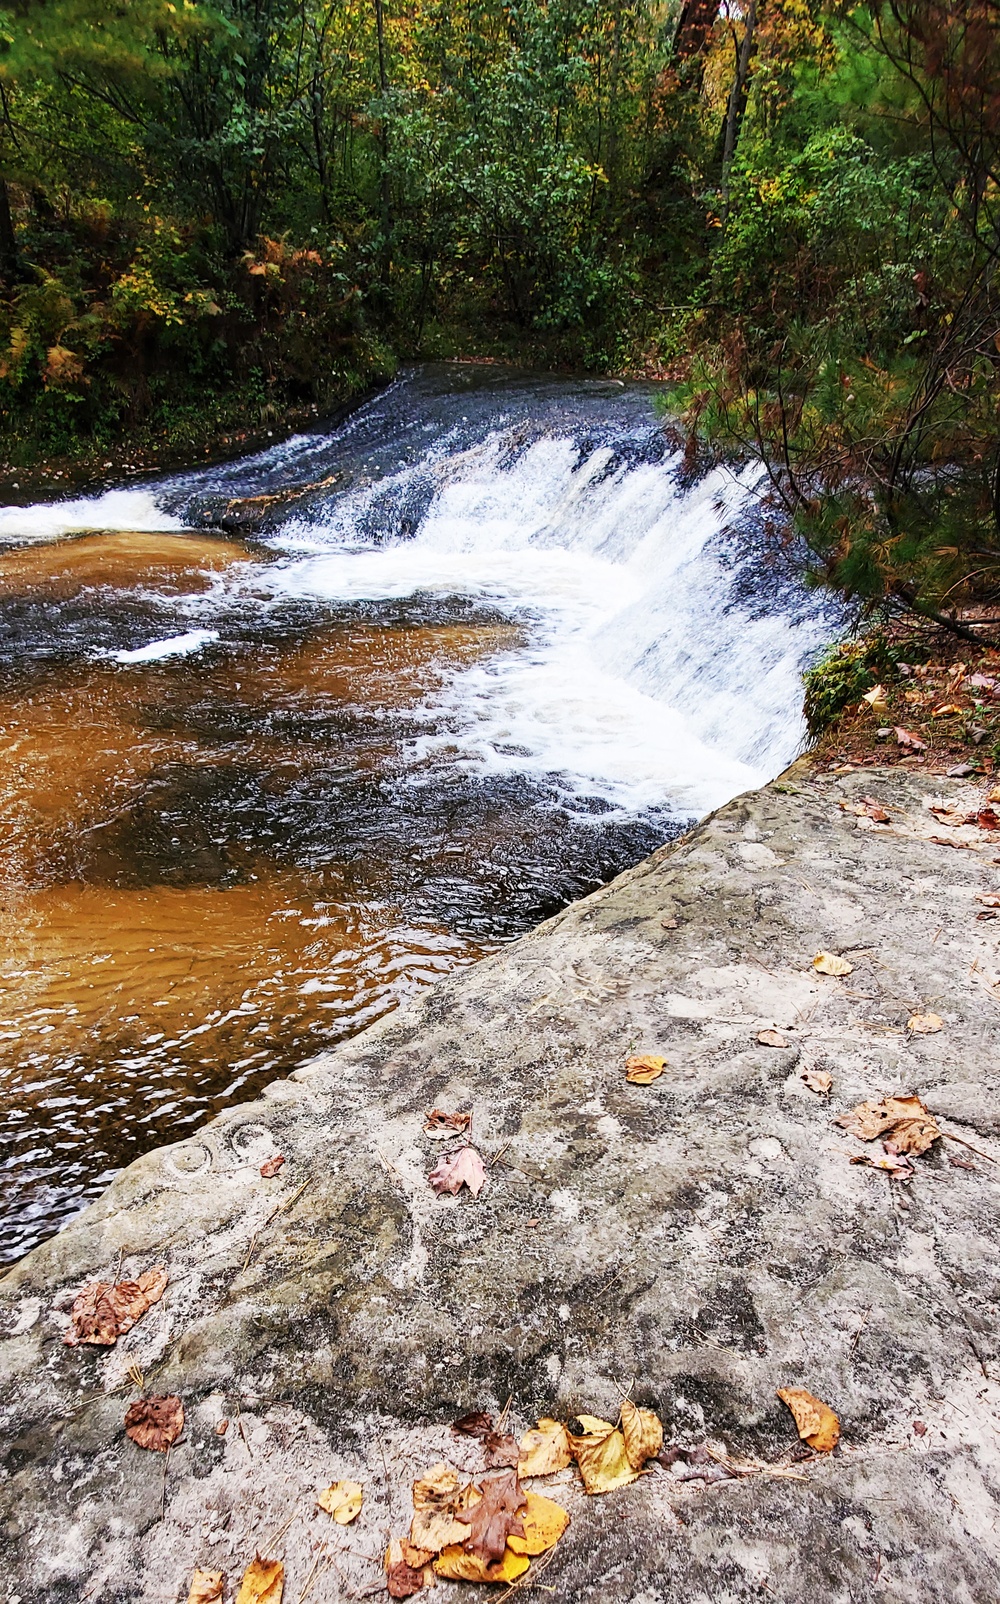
[123,1394,184,1453]
[518,1418,572,1477]
[506,1488,570,1555]
[452,1410,519,1466]
[620,1399,664,1469]
[929,834,976,849]
[410,1463,469,1553]
[428,1145,486,1197]
[977,893,1000,908]
[777,1388,840,1452]
[187,1571,224,1604]
[567,1416,639,1495]
[625,1053,667,1085]
[386,1540,426,1598]
[423,1109,472,1139]
[894,726,926,751]
[453,1411,494,1437]
[401,1541,434,1569]
[64,1265,168,1347]
[260,1154,284,1178]
[836,1093,941,1155]
[800,1069,832,1095]
[813,951,853,976]
[657,1442,734,1483]
[235,1556,284,1604]
[907,1012,943,1033]
[932,703,963,717]
[757,1029,788,1048]
[948,763,977,777]
[318,1479,363,1525]
[455,1469,526,1564]
[913,1419,928,1436]
[860,795,890,823]
[862,684,888,713]
[660,916,680,929]
[433,1545,529,1584]
[215,1418,229,1435]
[850,1148,915,1180]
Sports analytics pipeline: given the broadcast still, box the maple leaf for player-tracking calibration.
[837,1094,940,1155]
[123,1394,184,1452]
[518,1418,572,1477]
[428,1146,486,1197]
[235,1556,284,1604]
[456,1470,526,1565]
[894,726,926,751]
[64,1266,168,1347]
[777,1388,840,1452]
[423,1109,472,1139]
[260,1154,284,1178]
[317,1479,363,1524]
[187,1571,224,1604]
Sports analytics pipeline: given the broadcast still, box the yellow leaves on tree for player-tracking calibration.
[317,1479,363,1525]
[42,344,88,388]
[64,1265,168,1346]
[235,1557,284,1604]
[777,1388,840,1452]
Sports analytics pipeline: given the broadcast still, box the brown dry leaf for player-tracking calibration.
[567,1416,639,1495]
[978,808,1000,832]
[620,1399,664,1469]
[124,1394,184,1453]
[423,1109,472,1139]
[860,795,890,823]
[259,1154,284,1178]
[433,1545,529,1585]
[777,1388,840,1453]
[64,1266,168,1347]
[977,892,1000,908]
[428,1146,486,1197]
[907,1012,943,1034]
[837,1094,940,1155]
[455,1469,526,1565]
[410,1463,469,1553]
[813,950,853,976]
[862,685,888,714]
[317,1479,363,1525]
[506,1489,570,1556]
[518,1418,572,1477]
[800,1069,833,1095]
[401,1541,434,1569]
[757,1029,788,1048]
[625,1054,667,1085]
[452,1410,518,1467]
[187,1571,224,1604]
[235,1556,284,1604]
[932,702,963,717]
[385,1540,426,1599]
[850,1148,915,1180]
[895,726,927,752]
[215,1418,229,1436]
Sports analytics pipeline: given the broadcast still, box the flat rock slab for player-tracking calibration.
[3,763,1000,1602]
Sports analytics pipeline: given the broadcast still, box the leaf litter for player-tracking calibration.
[235,1556,284,1604]
[63,1265,168,1346]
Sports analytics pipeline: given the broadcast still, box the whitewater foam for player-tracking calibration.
[0,487,184,545]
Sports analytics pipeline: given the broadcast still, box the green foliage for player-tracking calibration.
[802,634,898,735]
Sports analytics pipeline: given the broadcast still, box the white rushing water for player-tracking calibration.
[0,378,840,823]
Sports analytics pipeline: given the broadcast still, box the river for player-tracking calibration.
[0,363,840,1263]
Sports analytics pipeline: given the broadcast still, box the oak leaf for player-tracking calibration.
[187,1571,224,1604]
[424,1109,472,1139]
[124,1394,184,1452]
[980,808,1000,832]
[777,1388,840,1452]
[757,1030,788,1048]
[64,1266,168,1346]
[813,951,853,976]
[800,1069,832,1095]
[620,1399,664,1469]
[518,1418,572,1477]
[386,1540,427,1599]
[907,1013,943,1033]
[428,1146,486,1197]
[455,1469,526,1565]
[317,1479,363,1525]
[837,1094,940,1155]
[894,726,926,751]
[235,1556,284,1604]
[505,1489,570,1555]
[410,1462,469,1553]
[567,1416,638,1495]
[260,1154,284,1178]
[433,1545,528,1584]
[625,1054,666,1085]
[453,1409,518,1466]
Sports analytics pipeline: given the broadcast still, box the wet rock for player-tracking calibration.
[2,762,1000,1600]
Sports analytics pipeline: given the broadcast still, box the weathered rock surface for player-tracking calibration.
[2,762,1000,1602]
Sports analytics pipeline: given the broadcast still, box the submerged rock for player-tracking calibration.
[2,762,999,1600]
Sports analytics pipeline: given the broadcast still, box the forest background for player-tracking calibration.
[1,0,1000,641]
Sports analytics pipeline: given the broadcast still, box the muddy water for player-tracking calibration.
[0,366,840,1263]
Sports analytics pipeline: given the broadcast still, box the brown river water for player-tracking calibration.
[0,366,837,1262]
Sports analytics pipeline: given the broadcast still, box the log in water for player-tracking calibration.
[0,364,840,1262]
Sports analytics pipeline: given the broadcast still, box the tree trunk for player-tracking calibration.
[0,178,19,285]
[720,0,758,225]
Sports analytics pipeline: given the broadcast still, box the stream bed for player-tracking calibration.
[0,364,839,1263]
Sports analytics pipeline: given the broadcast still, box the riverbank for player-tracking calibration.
[3,756,999,1601]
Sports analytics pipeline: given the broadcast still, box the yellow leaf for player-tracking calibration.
[625,1054,667,1085]
[777,1388,840,1452]
[757,1029,788,1048]
[506,1489,570,1555]
[620,1400,663,1469]
[518,1418,572,1477]
[813,951,853,976]
[318,1479,363,1525]
[800,1069,833,1095]
[433,1545,529,1583]
[907,1012,943,1034]
[235,1556,284,1604]
[187,1572,224,1604]
[410,1463,468,1553]
[567,1419,639,1494]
